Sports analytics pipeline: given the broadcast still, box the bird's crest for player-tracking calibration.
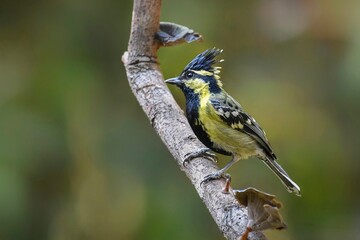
[183,48,224,83]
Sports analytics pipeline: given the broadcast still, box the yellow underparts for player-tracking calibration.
[196,85,257,160]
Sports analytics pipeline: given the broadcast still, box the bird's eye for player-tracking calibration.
[185,71,193,79]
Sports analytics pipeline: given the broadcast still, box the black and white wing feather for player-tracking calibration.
[210,93,277,160]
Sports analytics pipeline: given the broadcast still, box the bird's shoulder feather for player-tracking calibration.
[209,92,276,159]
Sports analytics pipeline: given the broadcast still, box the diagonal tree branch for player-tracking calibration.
[122,0,266,239]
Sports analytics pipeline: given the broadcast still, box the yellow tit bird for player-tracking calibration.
[165,48,301,196]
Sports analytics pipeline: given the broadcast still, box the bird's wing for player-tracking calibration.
[210,93,276,159]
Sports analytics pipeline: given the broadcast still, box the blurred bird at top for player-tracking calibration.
[165,48,301,196]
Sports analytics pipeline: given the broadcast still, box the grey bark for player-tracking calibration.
[122,0,266,239]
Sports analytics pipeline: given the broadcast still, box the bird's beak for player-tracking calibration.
[165,77,182,86]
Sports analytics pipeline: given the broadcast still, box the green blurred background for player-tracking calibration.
[1,0,359,239]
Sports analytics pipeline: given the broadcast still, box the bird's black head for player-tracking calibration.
[165,48,223,94]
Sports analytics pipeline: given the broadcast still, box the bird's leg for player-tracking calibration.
[201,155,238,186]
[183,147,218,167]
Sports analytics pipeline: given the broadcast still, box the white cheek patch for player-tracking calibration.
[185,78,207,89]
[184,78,208,92]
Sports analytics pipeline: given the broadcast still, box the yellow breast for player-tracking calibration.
[197,92,257,159]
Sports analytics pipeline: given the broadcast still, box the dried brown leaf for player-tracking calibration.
[233,187,287,239]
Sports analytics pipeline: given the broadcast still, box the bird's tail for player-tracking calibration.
[263,158,301,196]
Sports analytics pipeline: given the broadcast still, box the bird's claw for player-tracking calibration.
[200,172,231,186]
[183,148,218,167]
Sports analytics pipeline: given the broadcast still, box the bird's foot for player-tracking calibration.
[183,148,217,167]
[200,171,231,187]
